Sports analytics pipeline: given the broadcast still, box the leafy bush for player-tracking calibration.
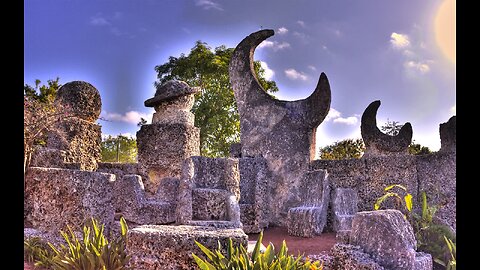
[24,217,131,270]
[192,231,323,270]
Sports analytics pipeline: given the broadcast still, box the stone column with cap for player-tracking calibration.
[32,81,103,171]
[136,80,200,195]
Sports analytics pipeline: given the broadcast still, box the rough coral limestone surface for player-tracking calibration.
[127,225,247,270]
[55,81,102,122]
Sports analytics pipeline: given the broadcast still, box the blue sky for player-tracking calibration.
[24,0,455,151]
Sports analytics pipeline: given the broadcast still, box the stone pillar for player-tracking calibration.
[137,80,200,194]
[35,81,103,171]
[439,116,456,153]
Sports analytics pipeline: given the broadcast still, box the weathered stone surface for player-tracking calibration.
[24,167,115,232]
[113,174,177,225]
[229,29,331,226]
[55,81,102,122]
[350,210,417,270]
[176,157,242,228]
[416,152,456,230]
[311,159,366,232]
[287,170,330,237]
[332,188,358,232]
[439,116,456,153]
[238,156,270,233]
[361,100,412,156]
[362,155,418,212]
[151,94,195,125]
[46,118,102,171]
[30,147,68,169]
[127,225,248,270]
[97,162,140,186]
[331,244,385,270]
[415,252,433,270]
[144,80,199,107]
[136,123,200,194]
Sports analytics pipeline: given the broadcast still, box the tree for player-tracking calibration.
[318,138,365,160]
[101,135,138,163]
[381,119,433,155]
[24,78,69,178]
[154,41,278,157]
[380,118,403,136]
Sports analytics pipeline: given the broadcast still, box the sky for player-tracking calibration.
[24,0,455,152]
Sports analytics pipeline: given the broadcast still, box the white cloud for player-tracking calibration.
[284,68,308,81]
[325,108,341,121]
[195,0,223,11]
[404,61,430,74]
[333,116,358,125]
[324,108,359,125]
[297,20,306,28]
[90,15,110,26]
[308,65,317,71]
[101,110,153,125]
[450,105,456,114]
[259,61,275,80]
[277,27,288,35]
[390,32,410,49]
[258,40,290,51]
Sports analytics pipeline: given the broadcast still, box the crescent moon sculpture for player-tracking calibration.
[229,29,331,158]
[361,100,412,155]
[229,29,331,226]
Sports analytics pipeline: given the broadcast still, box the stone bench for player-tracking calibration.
[127,225,248,269]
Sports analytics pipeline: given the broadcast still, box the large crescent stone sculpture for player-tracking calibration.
[361,100,412,156]
[229,29,331,225]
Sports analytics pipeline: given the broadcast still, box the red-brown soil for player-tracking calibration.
[248,226,337,256]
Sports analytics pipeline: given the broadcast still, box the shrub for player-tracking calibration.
[192,231,323,270]
[24,217,131,270]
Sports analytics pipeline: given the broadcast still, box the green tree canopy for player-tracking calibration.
[24,77,61,104]
[154,41,278,157]
[101,135,138,163]
[318,138,365,160]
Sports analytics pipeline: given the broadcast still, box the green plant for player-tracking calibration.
[374,184,413,216]
[24,236,56,268]
[24,217,130,270]
[434,236,456,270]
[192,231,323,270]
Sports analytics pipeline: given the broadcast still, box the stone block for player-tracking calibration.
[127,225,248,270]
[332,188,358,232]
[350,210,417,270]
[24,167,115,232]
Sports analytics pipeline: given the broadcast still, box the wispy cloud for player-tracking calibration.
[195,0,224,11]
[90,14,110,26]
[259,61,275,80]
[325,108,359,125]
[404,61,430,74]
[308,65,317,71]
[333,116,358,125]
[101,110,153,125]
[297,20,306,28]
[277,27,288,35]
[390,32,410,49]
[390,31,432,76]
[258,40,291,51]
[450,105,456,114]
[284,68,308,81]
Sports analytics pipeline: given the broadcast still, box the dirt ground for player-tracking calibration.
[24,226,337,269]
[248,226,337,256]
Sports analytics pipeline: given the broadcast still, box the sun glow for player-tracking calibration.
[434,0,455,64]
